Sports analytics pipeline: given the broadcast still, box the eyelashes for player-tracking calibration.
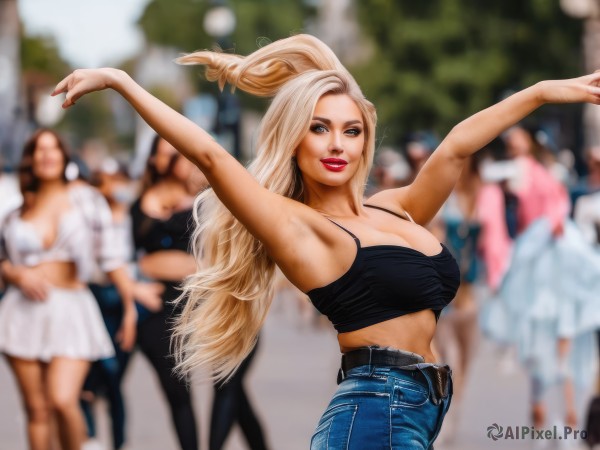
[310,124,363,136]
[310,124,327,133]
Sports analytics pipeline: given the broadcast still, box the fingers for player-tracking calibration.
[63,92,77,109]
[23,284,47,301]
[51,73,77,108]
[588,86,600,95]
[116,322,136,352]
[583,71,600,85]
[52,74,72,96]
[52,70,87,108]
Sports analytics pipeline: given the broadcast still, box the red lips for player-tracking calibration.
[320,158,348,172]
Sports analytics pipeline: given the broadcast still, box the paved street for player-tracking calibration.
[0,298,594,450]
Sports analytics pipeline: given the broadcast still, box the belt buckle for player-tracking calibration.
[424,365,450,404]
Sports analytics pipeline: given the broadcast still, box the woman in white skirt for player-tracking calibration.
[0,129,136,450]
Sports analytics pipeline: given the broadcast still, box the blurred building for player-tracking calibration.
[0,0,28,170]
[130,44,194,177]
[561,0,600,148]
[307,0,372,66]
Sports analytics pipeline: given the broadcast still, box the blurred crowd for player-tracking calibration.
[0,124,599,449]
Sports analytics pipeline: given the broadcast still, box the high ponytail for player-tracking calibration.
[173,34,376,381]
[176,34,350,96]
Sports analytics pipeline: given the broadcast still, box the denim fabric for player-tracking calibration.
[311,364,452,450]
[83,283,132,449]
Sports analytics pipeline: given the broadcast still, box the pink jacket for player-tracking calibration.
[514,156,570,233]
[477,183,512,291]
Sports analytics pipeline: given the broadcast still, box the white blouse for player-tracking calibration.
[0,184,125,282]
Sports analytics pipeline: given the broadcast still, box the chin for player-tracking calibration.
[35,172,63,182]
[318,176,353,189]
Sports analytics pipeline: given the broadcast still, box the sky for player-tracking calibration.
[18,0,151,68]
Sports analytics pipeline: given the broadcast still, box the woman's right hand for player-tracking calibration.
[133,281,164,313]
[537,72,600,105]
[52,68,125,108]
[16,268,49,301]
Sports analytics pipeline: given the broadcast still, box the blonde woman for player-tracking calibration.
[53,35,600,449]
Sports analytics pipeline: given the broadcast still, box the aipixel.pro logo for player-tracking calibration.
[486,423,587,441]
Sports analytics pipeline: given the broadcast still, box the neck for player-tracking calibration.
[158,177,186,191]
[36,179,66,196]
[304,185,360,218]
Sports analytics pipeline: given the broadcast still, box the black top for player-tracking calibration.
[307,205,460,333]
[130,199,194,254]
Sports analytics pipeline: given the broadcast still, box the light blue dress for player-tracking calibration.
[481,218,600,389]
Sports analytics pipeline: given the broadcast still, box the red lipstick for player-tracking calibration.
[320,158,348,172]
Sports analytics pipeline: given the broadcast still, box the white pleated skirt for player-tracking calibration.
[0,286,114,362]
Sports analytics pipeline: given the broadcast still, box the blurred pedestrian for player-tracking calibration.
[129,135,202,450]
[0,129,136,450]
[483,125,600,432]
[54,34,600,449]
[571,145,600,210]
[434,153,512,443]
[573,180,600,449]
[0,163,21,297]
[79,158,163,450]
[209,338,269,450]
[367,147,410,196]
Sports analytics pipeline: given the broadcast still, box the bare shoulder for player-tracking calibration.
[365,187,412,216]
[264,199,359,293]
[266,197,342,256]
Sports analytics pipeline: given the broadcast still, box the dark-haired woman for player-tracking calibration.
[0,129,136,450]
[130,135,202,450]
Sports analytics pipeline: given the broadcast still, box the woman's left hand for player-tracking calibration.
[116,305,137,352]
[538,71,600,105]
[52,68,125,108]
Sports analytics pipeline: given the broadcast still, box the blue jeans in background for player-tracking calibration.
[311,364,452,450]
[81,283,132,450]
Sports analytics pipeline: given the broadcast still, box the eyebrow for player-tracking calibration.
[312,116,363,127]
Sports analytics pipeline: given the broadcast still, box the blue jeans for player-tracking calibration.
[311,364,452,450]
[82,283,132,450]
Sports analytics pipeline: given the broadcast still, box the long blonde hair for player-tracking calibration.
[173,34,377,381]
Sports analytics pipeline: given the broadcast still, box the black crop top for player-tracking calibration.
[307,205,460,333]
[130,199,194,254]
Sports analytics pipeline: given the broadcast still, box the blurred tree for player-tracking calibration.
[139,0,314,55]
[138,0,315,105]
[20,32,128,156]
[21,34,70,79]
[353,0,583,145]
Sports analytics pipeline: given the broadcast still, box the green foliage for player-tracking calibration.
[139,0,314,55]
[20,34,70,79]
[353,0,583,144]
[138,0,315,108]
[20,34,129,151]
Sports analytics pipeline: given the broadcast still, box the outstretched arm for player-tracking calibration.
[53,69,303,249]
[373,73,600,225]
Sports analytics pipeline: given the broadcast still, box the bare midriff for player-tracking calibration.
[138,250,196,282]
[337,309,438,363]
[29,261,83,289]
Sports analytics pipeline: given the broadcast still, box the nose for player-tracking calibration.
[328,131,344,153]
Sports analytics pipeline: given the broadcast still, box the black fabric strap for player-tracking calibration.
[327,219,361,246]
[364,204,411,222]
[341,347,424,374]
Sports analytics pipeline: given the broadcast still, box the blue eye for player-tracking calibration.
[311,124,328,133]
[346,128,362,136]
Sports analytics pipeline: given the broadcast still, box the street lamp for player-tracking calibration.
[561,0,600,147]
[202,1,241,161]
[203,5,236,39]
